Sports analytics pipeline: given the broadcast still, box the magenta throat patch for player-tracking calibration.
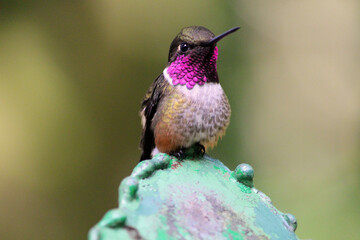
[167,47,218,89]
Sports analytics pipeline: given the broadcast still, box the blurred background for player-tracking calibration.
[0,1,359,239]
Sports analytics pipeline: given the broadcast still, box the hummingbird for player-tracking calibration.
[139,26,239,161]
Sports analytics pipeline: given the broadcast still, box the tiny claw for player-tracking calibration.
[170,148,186,160]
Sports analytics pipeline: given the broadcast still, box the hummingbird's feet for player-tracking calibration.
[169,148,186,160]
[193,143,205,158]
[169,143,205,160]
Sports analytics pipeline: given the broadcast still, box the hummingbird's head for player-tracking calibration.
[165,26,239,89]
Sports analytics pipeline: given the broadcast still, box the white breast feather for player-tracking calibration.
[163,67,229,147]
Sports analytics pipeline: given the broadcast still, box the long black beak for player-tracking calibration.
[202,27,240,46]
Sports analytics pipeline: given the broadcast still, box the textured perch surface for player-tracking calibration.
[89,153,299,240]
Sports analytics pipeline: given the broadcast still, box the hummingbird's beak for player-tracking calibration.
[203,27,240,46]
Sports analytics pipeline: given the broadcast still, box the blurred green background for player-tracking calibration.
[1,1,359,239]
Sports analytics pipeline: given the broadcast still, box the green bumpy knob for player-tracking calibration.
[283,213,298,232]
[233,163,254,188]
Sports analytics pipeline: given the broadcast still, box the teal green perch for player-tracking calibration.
[89,153,299,240]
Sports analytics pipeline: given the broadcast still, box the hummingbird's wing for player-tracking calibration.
[139,73,167,161]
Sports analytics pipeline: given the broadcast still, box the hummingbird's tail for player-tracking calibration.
[139,127,155,161]
[139,106,157,161]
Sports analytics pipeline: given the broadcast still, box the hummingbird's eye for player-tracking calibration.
[180,43,189,53]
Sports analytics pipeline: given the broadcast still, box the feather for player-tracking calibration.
[139,74,167,161]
